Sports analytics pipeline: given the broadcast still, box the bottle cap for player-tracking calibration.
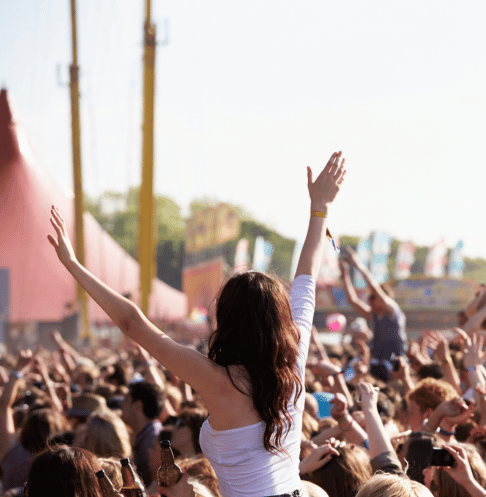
[120,458,130,467]
[95,470,106,479]
[160,440,171,448]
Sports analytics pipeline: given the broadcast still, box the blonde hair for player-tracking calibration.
[356,473,433,497]
[82,410,131,459]
[97,457,123,489]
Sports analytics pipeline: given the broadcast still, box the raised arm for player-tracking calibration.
[345,248,396,315]
[48,206,225,411]
[295,151,346,280]
[339,260,372,320]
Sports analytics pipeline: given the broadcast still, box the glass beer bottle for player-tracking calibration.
[120,458,146,497]
[157,440,182,490]
[95,469,124,497]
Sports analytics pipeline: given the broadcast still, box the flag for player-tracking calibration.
[449,240,464,279]
[370,231,392,284]
[394,242,416,279]
[253,236,274,273]
[317,236,341,286]
[424,238,447,277]
[234,238,250,272]
[354,237,371,289]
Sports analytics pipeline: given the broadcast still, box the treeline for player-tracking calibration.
[85,189,295,290]
[86,190,486,290]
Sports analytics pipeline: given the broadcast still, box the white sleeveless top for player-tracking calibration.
[199,275,315,497]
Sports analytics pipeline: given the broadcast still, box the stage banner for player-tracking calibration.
[354,237,371,289]
[182,258,225,313]
[234,238,250,272]
[424,238,447,277]
[370,231,392,284]
[395,242,416,280]
[185,204,240,255]
[289,241,303,281]
[317,236,340,286]
[253,236,274,273]
[395,277,476,309]
[449,240,465,279]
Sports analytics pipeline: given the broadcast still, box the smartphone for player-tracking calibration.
[429,448,455,467]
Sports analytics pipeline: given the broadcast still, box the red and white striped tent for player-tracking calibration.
[0,88,187,333]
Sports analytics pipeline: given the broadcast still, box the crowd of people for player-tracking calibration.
[1,152,486,496]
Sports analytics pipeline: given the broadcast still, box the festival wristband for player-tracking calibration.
[438,427,456,437]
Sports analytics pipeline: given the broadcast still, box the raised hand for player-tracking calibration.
[441,444,485,496]
[358,381,379,412]
[15,349,33,372]
[47,205,77,267]
[463,333,486,369]
[330,392,348,421]
[298,441,340,474]
[307,151,346,211]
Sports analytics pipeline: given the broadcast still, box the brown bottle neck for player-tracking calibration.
[98,475,120,496]
[159,447,176,467]
[121,465,137,487]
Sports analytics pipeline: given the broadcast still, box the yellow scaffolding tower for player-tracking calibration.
[139,0,157,316]
[69,0,90,342]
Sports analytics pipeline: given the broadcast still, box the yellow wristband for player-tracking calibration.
[310,211,328,218]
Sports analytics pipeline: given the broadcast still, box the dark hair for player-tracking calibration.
[305,445,371,497]
[417,363,443,380]
[26,445,102,497]
[107,363,127,386]
[20,408,69,454]
[208,271,302,454]
[175,408,208,454]
[128,381,165,420]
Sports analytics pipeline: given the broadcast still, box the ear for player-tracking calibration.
[133,399,144,416]
[423,408,434,421]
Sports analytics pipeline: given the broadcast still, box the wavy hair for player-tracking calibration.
[208,271,302,454]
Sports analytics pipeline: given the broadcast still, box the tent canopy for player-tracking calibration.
[0,88,187,324]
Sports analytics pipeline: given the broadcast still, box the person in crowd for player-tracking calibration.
[47,151,346,496]
[0,351,70,492]
[170,408,207,457]
[77,409,132,459]
[339,249,407,363]
[121,380,164,486]
[25,445,102,497]
[355,473,433,497]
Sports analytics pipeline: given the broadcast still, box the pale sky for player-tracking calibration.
[2,1,486,258]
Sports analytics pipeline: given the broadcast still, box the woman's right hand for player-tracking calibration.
[47,205,77,267]
[307,151,346,211]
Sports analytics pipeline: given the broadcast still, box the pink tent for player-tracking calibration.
[0,89,187,329]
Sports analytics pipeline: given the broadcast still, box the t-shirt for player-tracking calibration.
[199,274,315,497]
[134,420,162,486]
[370,302,407,361]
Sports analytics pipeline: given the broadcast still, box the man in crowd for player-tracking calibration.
[122,380,164,486]
[340,248,407,363]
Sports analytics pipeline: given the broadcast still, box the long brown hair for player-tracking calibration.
[26,445,102,497]
[208,271,302,454]
[306,445,371,497]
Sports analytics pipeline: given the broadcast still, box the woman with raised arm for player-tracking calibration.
[48,151,346,497]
